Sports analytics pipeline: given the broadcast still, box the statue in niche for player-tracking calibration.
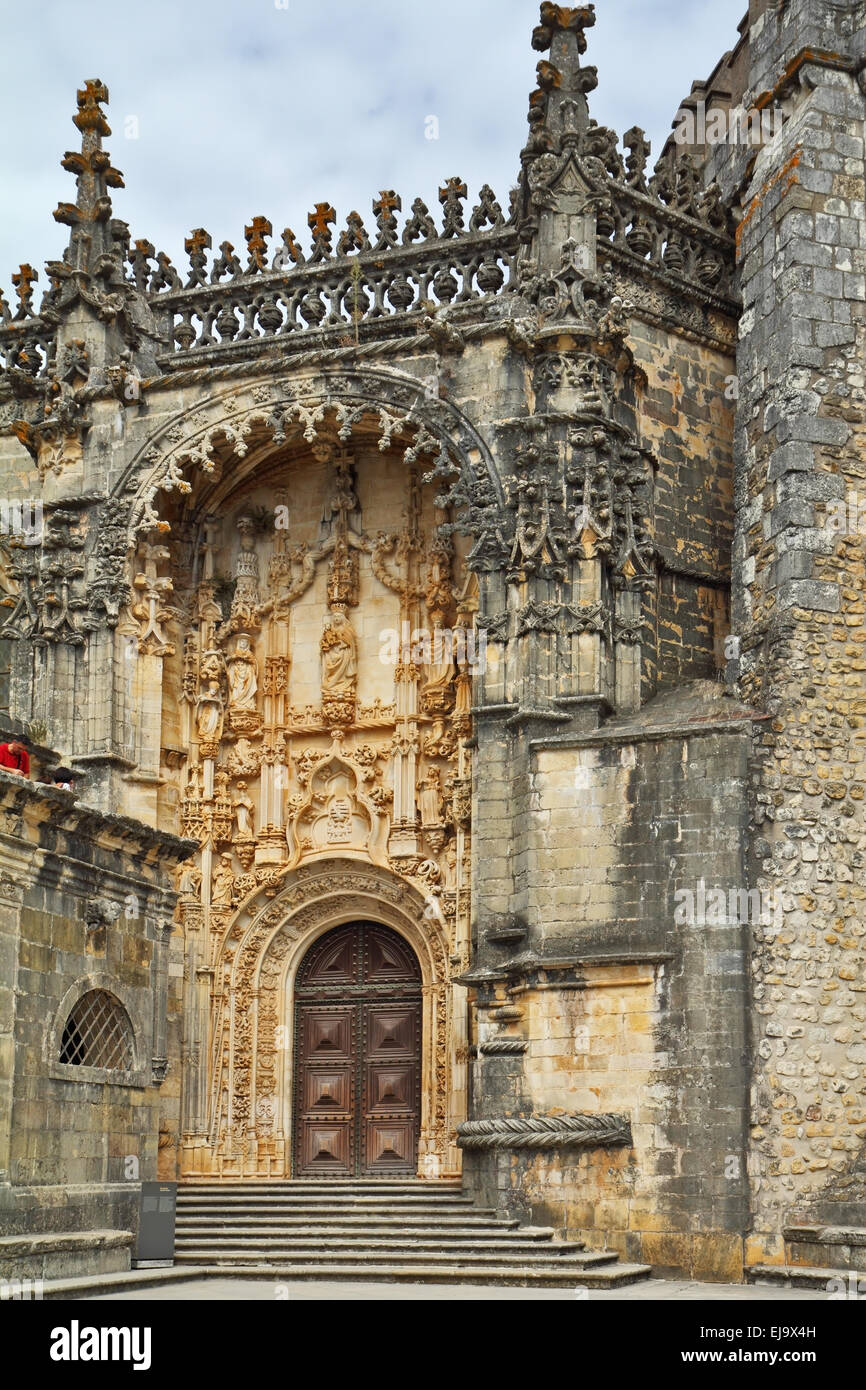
[226,633,261,734]
[421,627,455,715]
[175,861,202,899]
[443,837,458,890]
[233,781,255,839]
[420,766,445,827]
[195,678,224,754]
[211,853,235,910]
[321,606,358,723]
[227,634,258,710]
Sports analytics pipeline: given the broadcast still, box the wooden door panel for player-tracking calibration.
[294,924,421,1177]
[295,1003,355,1175]
[365,931,419,984]
[303,1067,352,1112]
[366,1006,417,1056]
[366,1063,415,1113]
[365,1120,416,1172]
[302,1009,353,1060]
[300,1122,352,1173]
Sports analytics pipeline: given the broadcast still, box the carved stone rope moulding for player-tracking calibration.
[456,1113,633,1150]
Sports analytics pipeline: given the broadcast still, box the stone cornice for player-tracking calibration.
[0,768,197,867]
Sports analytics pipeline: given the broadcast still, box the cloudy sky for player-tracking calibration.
[1,0,746,294]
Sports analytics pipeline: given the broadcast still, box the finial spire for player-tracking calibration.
[40,80,161,376]
[53,80,125,274]
[529,4,598,148]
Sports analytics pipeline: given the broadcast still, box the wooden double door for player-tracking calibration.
[293,922,422,1176]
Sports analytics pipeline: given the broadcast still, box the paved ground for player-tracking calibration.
[90,1278,828,1301]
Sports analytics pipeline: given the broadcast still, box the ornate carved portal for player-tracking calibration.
[163,426,473,1179]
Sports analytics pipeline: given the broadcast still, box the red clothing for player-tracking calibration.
[0,744,30,774]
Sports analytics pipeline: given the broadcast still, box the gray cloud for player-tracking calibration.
[0,0,745,289]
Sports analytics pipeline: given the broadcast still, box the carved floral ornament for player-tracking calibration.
[121,370,503,543]
[206,862,452,1157]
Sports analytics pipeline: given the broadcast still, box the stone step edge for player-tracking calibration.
[36,1261,653,1299]
[176,1198,482,1206]
[178,1186,465,1194]
[172,1244,595,1260]
[0,1230,132,1257]
[174,1234,556,1245]
[173,1251,617,1267]
[178,1179,464,1185]
[174,1261,653,1287]
[747,1263,866,1288]
[176,1196,479,1205]
[174,1218,527,1228]
[783,1225,866,1247]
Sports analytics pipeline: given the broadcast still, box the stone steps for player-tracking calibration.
[782,1224,866,1273]
[173,1223,544,1245]
[174,1246,616,1268]
[174,1181,651,1288]
[748,1262,866,1291]
[177,1217,517,1228]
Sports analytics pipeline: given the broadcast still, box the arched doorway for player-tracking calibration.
[293,921,422,1177]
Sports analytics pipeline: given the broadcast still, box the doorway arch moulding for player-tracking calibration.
[184,857,460,1181]
[113,365,505,544]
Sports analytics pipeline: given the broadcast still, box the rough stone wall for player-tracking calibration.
[464,694,754,1280]
[629,323,734,696]
[0,772,190,1242]
[710,0,866,1263]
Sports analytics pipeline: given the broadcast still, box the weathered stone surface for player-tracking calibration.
[0,0,862,1286]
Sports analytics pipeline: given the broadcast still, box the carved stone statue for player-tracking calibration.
[321,610,357,695]
[227,634,258,710]
[321,606,358,723]
[420,766,444,827]
[226,633,261,733]
[211,853,235,910]
[195,678,224,754]
[233,781,255,839]
[176,861,203,899]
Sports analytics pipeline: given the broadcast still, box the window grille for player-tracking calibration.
[58,990,135,1070]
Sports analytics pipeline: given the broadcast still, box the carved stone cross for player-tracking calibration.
[245,216,273,273]
[12,265,37,319]
[308,203,336,262]
[439,179,468,238]
[373,190,402,249]
[184,228,212,287]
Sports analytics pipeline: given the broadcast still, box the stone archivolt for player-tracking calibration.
[185,860,454,1178]
[160,408,473,1176]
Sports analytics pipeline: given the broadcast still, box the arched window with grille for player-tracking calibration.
[58,990,135,1071]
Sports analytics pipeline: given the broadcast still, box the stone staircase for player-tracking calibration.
[174,1180,651,1287]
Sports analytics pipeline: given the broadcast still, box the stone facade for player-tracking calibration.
[0,1,863,1282]
[708,0,866,1268]
[0,771,191,1274]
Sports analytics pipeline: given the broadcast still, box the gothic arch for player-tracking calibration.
[198,859,458,1180]
[113,365,505,546]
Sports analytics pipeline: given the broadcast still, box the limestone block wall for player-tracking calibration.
[630,320,735,695]
[465,699,755,1280]
[711,0,866,1264]
[0,771,191,1240]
